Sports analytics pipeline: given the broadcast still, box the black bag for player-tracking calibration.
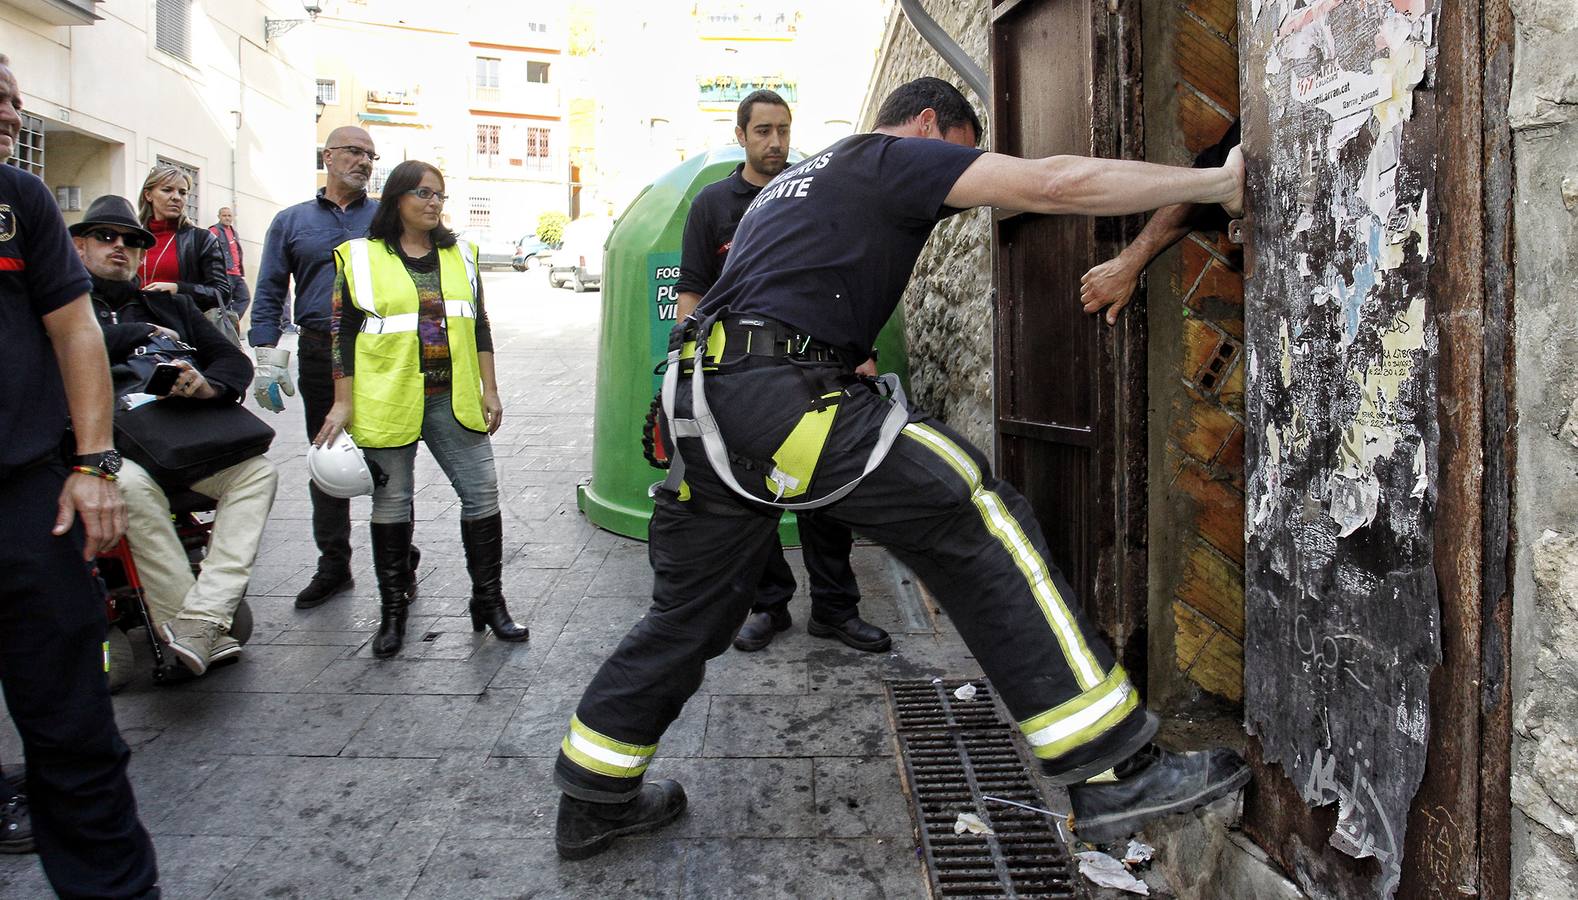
[114,398,275,490]
[111,334,274,489]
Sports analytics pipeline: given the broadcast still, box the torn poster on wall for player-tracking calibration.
[1240,1,1440,898]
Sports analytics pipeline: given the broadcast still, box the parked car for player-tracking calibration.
[456,229,519,270]
[512,236,560,271]
[547,216,612,293]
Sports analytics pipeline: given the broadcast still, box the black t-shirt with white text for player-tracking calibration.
[0,165,92,478]
[697,133,984,357]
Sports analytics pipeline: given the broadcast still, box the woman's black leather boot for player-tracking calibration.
[370,521,415,658]
[461,513,528,641]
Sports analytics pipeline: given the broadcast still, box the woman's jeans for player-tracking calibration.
[364,392,500,524]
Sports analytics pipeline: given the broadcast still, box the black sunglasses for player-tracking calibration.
[328,145,380,161]
[85,227,155,250]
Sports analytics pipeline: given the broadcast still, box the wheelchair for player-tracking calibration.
[95,488,254,693]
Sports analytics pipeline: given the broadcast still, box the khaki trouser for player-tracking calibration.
[117,455,278,630]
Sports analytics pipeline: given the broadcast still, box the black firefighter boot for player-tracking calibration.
[370,521,415,659]
[555,781,688,860]
[461,513,528,642]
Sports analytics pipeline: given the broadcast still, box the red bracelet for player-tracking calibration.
[71,465,118,482]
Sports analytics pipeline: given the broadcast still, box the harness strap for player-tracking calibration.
[657,308,908,511]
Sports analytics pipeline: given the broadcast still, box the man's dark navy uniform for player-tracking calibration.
[553,77,1255,859]
[676,91,889,656]
[0,55,160,897]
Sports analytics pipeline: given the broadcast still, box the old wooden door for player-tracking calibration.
[1236,1,1511,897]
[988,0,1148,665]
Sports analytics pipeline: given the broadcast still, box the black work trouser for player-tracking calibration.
[555,360,1148,802]
[226,275,251,318]
[0,465,159,899]
[749,512,860,624]
[298,329,353,575]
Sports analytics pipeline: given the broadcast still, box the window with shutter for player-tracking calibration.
[155,0,193,62]
[157,156,201,222]
[4,112,44,177]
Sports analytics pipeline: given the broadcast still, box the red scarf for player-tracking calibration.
[140,218,181,286]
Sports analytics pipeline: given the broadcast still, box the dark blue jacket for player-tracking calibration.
[247,188,375,347]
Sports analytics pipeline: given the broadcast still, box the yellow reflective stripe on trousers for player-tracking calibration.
[901,423,1105,690]
[560,715,656,779]
[1018,665,1140,759]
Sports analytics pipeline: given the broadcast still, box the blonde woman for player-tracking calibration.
[136,164,231,312]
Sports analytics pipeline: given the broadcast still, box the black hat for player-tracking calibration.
[69,195,156,249]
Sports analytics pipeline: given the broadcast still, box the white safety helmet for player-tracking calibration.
[307,432,376,499]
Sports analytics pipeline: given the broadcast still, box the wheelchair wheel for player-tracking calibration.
[106,628,135,694]
[230,599,254,645]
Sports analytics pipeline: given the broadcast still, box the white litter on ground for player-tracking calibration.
[1076,851,1150,895]
[1123,840,1154,865]
[953,683,978,701]
[953,812,994,835]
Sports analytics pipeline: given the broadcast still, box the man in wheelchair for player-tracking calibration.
[73,195,279,677]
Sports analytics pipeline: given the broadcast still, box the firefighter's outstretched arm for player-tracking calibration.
[946,145,1244,219]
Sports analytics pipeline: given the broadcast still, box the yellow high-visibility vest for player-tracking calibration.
[334,237,486,447]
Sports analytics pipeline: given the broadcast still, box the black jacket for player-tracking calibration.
[170,222,231,312]
[90,276,252,403]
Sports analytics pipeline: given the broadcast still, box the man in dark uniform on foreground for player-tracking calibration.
[555,77,1251,859]
[0,54,160,897]
[676,88,889,655]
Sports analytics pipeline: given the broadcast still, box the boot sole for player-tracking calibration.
[1072,762,1252,844]
[555,798,688,861]
[806,619,892,653]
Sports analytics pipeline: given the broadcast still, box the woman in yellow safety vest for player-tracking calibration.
[314,160,528,658]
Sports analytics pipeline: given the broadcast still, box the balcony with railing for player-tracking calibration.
[697,75,798,105]
[469,82,562,116]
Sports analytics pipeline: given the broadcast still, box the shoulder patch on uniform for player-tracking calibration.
[0,204,15,243]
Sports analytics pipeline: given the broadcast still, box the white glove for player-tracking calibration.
[252,347,295,413]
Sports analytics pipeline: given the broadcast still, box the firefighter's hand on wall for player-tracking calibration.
[483,390,504,435]
[1080,256,1141,325]
[1221,145,1245,218]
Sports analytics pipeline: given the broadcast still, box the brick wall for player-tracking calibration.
[859,1,994,452]
[1144,0,1247,709]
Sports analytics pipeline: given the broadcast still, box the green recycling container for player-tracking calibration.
[576,145,911,542]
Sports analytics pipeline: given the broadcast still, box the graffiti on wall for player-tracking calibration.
[1240,1,1440,897]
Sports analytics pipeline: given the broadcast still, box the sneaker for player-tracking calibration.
[208,630,243,668]
[0,791,31,854]
[161,618,221,676]
[1067,745,1251,844]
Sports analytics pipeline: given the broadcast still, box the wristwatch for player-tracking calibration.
[75,450,123,476]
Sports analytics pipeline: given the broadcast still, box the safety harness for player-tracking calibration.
[656,309,909,510]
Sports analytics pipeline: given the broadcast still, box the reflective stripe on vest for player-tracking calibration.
[337,238,487,447]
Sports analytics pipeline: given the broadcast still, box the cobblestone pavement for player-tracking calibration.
[0,273,996,899]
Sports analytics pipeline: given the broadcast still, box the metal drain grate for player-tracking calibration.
[888,679,1078,899]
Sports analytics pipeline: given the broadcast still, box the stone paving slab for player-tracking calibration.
[0,279,1029,899]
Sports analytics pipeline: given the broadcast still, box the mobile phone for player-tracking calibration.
[146,363,183,396]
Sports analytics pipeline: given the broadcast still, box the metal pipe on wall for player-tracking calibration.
[896,0,988,103]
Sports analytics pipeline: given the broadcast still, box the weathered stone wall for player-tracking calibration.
[1509,0,1578,894]
[859,0,994,451]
